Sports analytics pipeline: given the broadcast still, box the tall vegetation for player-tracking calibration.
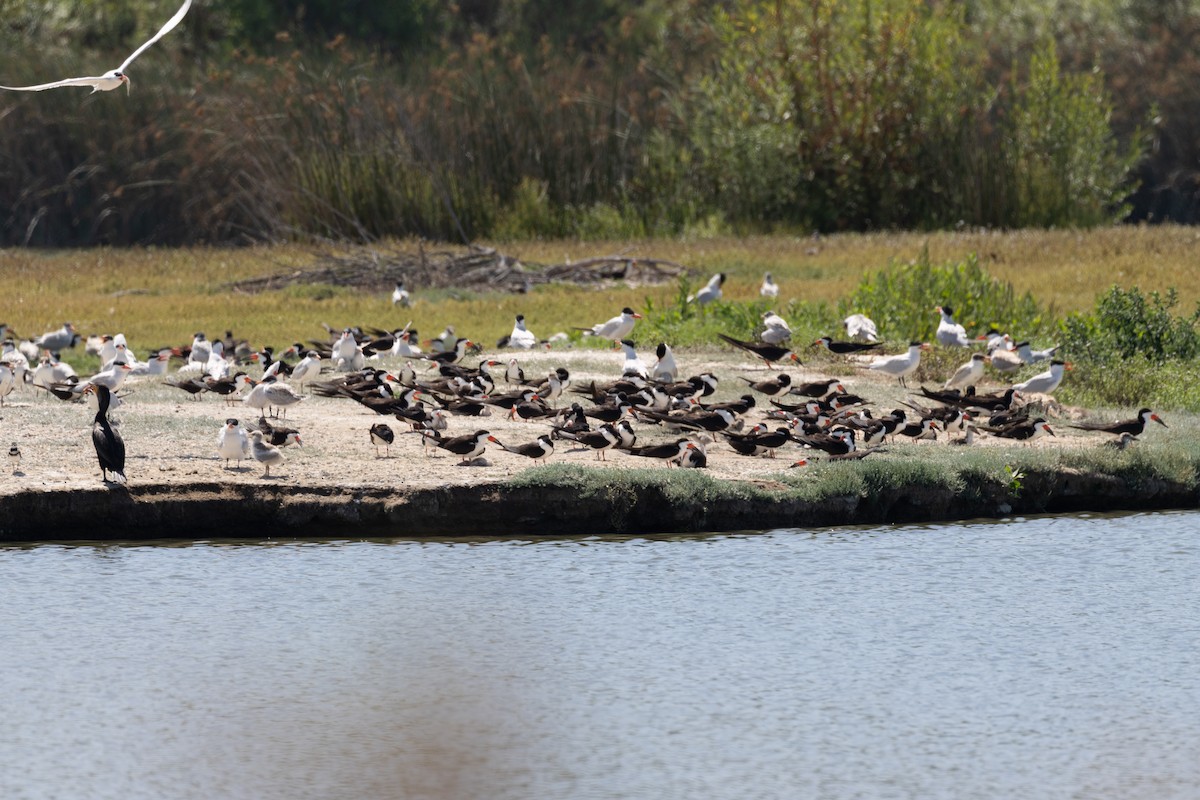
[0,0,1161,245]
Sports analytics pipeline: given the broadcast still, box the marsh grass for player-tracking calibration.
[4,227,1200,378]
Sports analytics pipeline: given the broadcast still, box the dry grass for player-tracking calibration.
[4,226,1200,353]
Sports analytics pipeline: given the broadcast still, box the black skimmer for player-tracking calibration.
[498,434,555,464]
[721,425,792,458]
[87,385,126,484]
[943,353,989,390]
[165,374,208,400]
[435,430,497,465]
[257,417,302,448]
[423,337,472,366]
[866,342,929,387]
[986,417,1055,442]
[842,313,879,343]
[787,378,844,399]
[627,438,698,466]
[1069,408,1166,438]
[739,373,792,396]
[578,307,641,340]
[1103,432,1138,451]
[760,272,779,298]
[555,423,621,460]
[689,273,726,306]
[1,0,191,94]
[812,336,882,354]
[1012,360,1069,395]
[717,333,801,368]
[793,428,857,456]
[370,423,396,456]
[551,403,590,436]
[248,430,286,477]
[217,418,249,468]
[582,394,634,424]
[8,442,20,474]
[759,311,792,345]
[935,306,971,347]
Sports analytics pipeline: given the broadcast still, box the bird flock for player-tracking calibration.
[0,276,1169,485]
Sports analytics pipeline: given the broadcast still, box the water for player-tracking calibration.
[2,511,1198,800]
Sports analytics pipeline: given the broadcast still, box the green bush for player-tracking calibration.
[841,250,1049,343]
[1059,285,1200,364]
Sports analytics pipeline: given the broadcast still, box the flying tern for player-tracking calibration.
[1,0,192,95]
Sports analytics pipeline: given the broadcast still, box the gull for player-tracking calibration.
[760,272,779,298]
[1,0,192,95]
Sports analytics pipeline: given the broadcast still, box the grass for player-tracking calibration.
[4,226,1200,363]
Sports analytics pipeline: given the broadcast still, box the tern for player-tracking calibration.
[216,418,249,469]
[688,273,726,306]
[1012,360,1070,396]
[935,305,971,347]
[843,313,879,343]
[943,352,988,390]
[866,342,929,387]
[505,315,538,350]
[760,272,779,298]
[248,430,286,477]
[650,343,679,383]
[578,307,642,341]
[391,280,411,307]
[759,311,792,345]
[2,0,192,95]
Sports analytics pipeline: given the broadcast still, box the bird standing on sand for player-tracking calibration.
[248,430,286,477]
[717,333,801,368]
[370,422,396,456]
[1,0,192,95]
[867,342,929,387]
[88,385,126,484]
[216,418,249,469]
[506,315,538,350]
[8,442,20,474]
[944,353,988,390]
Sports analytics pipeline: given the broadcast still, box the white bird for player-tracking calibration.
[618,339,648,379]
[290,351,322,391]
[580,307,641,341]
[507,314,538,349]
[1016,341,1060,364]
[81,362,134,393]
[31,354,77,389]
[217,418,249,469]
[0,363,15,405]
[651,343,679,383]
[760,272,779,298]
[759,310,792,345]
[689,273,726,306]
[1012,360,1069,395]
[867,342,929,387]
[935,305,971,347]
[944,352,988,390]
[187,332,212,370]
[34,322,78,354]
[1,341,30,386]
[391,280,411,307]
[243,378,304,418]
[248,430,286,478]
[1,0,192,95]
[843,313,879,343]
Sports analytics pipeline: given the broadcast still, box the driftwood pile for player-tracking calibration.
[226,243,688,295]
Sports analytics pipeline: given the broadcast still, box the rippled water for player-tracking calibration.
[2,511,1199,800]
